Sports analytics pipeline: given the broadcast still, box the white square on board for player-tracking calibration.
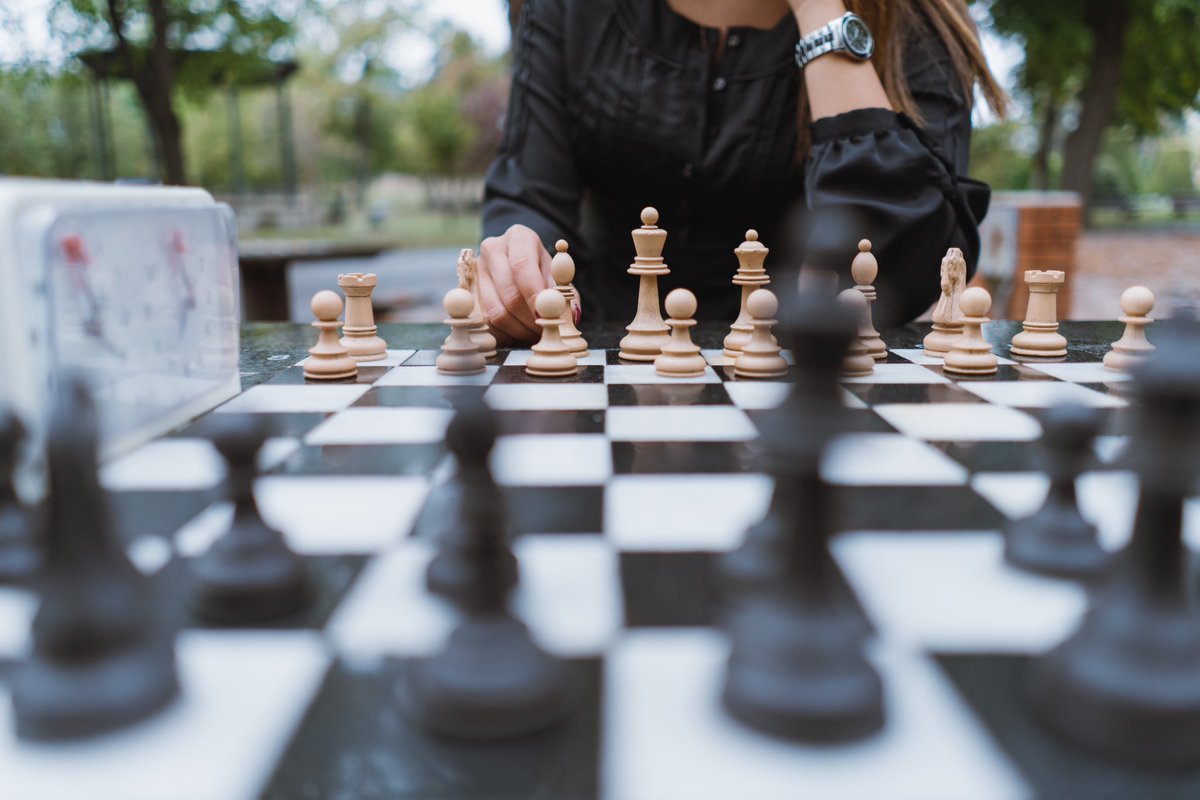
[841,364,951,384]
[304,407,453,445]
[823,433,969,486]
[0,631,330,800]
[875,403,1041,442]
[216,385,369,414]
[960,381,1126,408]
[504,350,605,367]
[606,406,757,442]
[604,364,721,385]
[491,434,612,485]
[375,365,498,387]
[605,474,773,551]
[601,630,1028,800]
[1024,361,1132,384]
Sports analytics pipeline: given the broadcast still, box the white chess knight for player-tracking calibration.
[923,248,967,357]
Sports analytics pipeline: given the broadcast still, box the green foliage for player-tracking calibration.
[968,122,1033,191]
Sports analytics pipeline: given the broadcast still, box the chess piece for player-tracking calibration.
[923,248,967,356]
[1027,326,1200,765]
[618,207,671,361]
[187,415,310,623]
[1006,405,1111,579]
[943,287,998,376]
[12,376,178,740]
[427,395,518,607]
[721,281,884,742]
[723,230,772,360]
[457,249,497,359]
[437,288,487,376]
[733,289,787,379]
[304,290,358,380]
[551,240,588,358]
[838,289,875,377]
[0,409,41,583]
[1103,286,1156,372]
[338,272,387,361]
[405,400,580,739]
[527,289,579,378]
[1011,270,1068,358]
[851,239,887,360]
[655,289,707,378]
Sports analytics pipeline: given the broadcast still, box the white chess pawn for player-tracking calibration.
[437,288,486,376]
[838,289,875,377]
[1104,286,1156,372]
[304,290,358,381]
[526,289,579,378]
[733,289,787,379]
[338,272,388,361]
[944,287,998,376]
[551,240,588,358]
[851,239,887,360]
[655,288,707,378]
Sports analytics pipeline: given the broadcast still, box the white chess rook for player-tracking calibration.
[1011,270,1068,358]
[338,272,387,362]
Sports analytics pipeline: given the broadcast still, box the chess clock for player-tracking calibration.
[0,179,241,496]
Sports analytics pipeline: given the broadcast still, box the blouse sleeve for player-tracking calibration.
[481,0,583,249]
[801,25,989,324]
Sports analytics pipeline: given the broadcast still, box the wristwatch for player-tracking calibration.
[794,12,875,69]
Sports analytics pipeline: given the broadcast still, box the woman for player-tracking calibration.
[477,0,1006,343]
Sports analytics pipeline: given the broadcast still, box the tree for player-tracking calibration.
[50,0,295,185]
[989,0,1200,211]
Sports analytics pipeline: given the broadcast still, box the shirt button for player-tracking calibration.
[712,76,727,92]
[727,34,741,48]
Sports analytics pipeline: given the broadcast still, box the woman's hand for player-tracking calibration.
[477,224,555,345]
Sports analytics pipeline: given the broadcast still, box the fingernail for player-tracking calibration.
[572,302,582,325]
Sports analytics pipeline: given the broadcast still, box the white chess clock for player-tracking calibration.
[0,178,241,495]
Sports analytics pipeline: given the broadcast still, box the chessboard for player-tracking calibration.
[3,319,1199,800]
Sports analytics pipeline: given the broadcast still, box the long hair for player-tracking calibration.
[797,0,1007,154]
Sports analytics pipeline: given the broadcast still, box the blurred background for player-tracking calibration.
[1,0,1197,321]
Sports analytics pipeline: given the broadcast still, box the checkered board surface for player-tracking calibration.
[4,324,1200,800]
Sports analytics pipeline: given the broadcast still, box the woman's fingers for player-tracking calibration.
[503,225,554,327]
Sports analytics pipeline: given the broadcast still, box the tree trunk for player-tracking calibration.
[508,0,524,41]
[1060,1,1131,218]
[1032,94,1058,191]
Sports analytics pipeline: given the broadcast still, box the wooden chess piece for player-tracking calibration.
[551,240,588,358]
[723,230,772,360]
[944,287,998,376]
[338,272,387,361]
[457,249,497,359]
[618,207,671,361]
[1011,270,1068,358]
[655,289,707,378]
[838,289,875,377]
[923,248,967,356]
[1104,286,1156,372]
[734,289,788,379]
[304,290,357,381]
[851,239,887,360]
[437,288,487,376]
[526,289,579,378]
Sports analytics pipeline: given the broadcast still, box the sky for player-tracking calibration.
[0,0,1020,104]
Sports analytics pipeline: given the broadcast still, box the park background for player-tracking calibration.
[1,0,1198,320]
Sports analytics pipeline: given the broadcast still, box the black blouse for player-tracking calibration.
[482,0,991,325]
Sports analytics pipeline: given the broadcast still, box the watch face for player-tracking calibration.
[843,17,873,57]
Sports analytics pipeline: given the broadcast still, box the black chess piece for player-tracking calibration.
[1027,326,1200,765]
[11,375,179,741]
[187,414,310,623]
[405,399,578,739]
[0,408,41,583]
[1005,404,1111,579]
[721,278,885,742]
[425,396,517,608]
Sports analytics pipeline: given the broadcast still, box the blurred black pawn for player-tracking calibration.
[406,399,578,739]
[721,282,884,742]
[12,376,178,740]
[187,415,310,623]
[0,408,41,583]
[1027,326,1200,765]
[1005,405,1111,579]
[425,396,517,608]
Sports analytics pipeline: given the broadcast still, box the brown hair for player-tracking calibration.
[798,0,1008,153]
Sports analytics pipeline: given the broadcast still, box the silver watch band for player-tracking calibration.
[796,24,845,69]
